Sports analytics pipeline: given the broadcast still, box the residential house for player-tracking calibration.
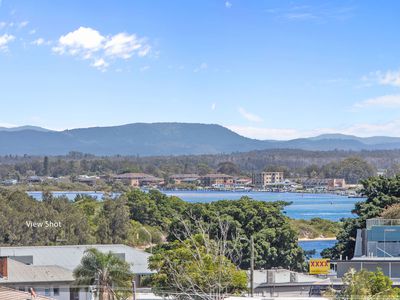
[0,244,154,300]
[0,285,55,300]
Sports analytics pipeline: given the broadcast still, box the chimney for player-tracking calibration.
[0,257,8,278]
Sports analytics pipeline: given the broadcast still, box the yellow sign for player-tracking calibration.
[309,259,330,275]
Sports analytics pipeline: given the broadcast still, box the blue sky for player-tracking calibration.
[1,0,400,139]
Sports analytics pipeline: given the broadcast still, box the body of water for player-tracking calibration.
[163,190,361,221]
[27,191,119,201]
[299,240,337,258]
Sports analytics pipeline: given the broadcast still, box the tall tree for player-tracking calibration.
[73,248,134,300]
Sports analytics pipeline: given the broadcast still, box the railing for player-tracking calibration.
[367,219,400,229]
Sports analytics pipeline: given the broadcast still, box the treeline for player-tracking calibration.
[0,188,306,271]
[1,149,397,184]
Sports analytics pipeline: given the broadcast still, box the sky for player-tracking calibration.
[1,0,400,140]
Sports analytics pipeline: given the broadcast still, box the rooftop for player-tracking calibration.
[0,286,55,300]
[0,258,74,283]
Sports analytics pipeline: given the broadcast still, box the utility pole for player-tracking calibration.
[250,235,254,297]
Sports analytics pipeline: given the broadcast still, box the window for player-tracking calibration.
[45,288,51,296]
[53,287,60,296]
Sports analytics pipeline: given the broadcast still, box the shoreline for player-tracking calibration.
[298,237,337,242]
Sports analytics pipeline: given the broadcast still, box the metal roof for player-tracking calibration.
[0,258,74,283]
[0,244,154,275]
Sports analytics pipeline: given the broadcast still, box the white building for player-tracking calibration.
[0,244,153,300]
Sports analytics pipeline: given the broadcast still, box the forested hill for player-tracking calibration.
[1,123,400,155]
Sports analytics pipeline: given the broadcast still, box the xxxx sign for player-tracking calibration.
[309,259,330,275]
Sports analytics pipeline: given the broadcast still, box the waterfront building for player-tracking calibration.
[200,174,234,187]
[113,172,163,187]
[169,174,200,185]
[251,172,284,188]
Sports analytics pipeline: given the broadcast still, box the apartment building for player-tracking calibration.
[252,172,284,188]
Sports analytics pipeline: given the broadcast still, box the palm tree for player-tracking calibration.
[73,248,134,300]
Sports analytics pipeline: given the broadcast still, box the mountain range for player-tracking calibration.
[1,123,400,156]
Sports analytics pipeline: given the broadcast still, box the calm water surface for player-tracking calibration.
[163,190,361,221]
[299,240,337,258]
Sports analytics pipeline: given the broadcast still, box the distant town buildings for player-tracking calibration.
[200,174,234,187]
[252,172,285,188]
[113,173,164,187]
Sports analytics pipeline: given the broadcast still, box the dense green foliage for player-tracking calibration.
[0,188,163,247]
[149,234,248,298]
[291,218,341,239]
[322,175,400,259]
[168,198,306,270]
[0,187,305,272]
[330,269,400,299]
[74,248,133,300]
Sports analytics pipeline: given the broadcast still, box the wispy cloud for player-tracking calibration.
[140,65,150,72]
[194,62,208,72]
[52,27,151,71]
[31,37,49,46]
[225,1,232,9]
[362,69,400,87]
[238,107,263,123]
[228,119,400,140]
[0,34,14,51]
[354,94,400,109]
[18,21,28,28]
[211,103,216,111]
[266,4,355,22]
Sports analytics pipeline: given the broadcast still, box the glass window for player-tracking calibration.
[53,287,60,296]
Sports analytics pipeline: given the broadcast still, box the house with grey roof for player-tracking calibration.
[0,244,153,300]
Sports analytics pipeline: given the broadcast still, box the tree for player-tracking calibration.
[43,156,49,176]
[168,197,306,271]
[149,219,247,300]
[323,175,400,259]
[217,162,240,175]
[73,248,134,300]
[331,268,400,299]
[322,157,376,184]
[95,198,131,244]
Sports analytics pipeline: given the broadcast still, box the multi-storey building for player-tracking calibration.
[252,172,284,188]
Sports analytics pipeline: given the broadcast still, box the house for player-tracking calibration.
[327,178,346,190]
[252,172,284,188]
[0,257,73,300]
[75,175,99,186]
[250,269,329,297]
[200,174,233,187]
[0,244,154,300]
[0,285,55,300]
[113,173,163,187]
[169,174,200,185]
